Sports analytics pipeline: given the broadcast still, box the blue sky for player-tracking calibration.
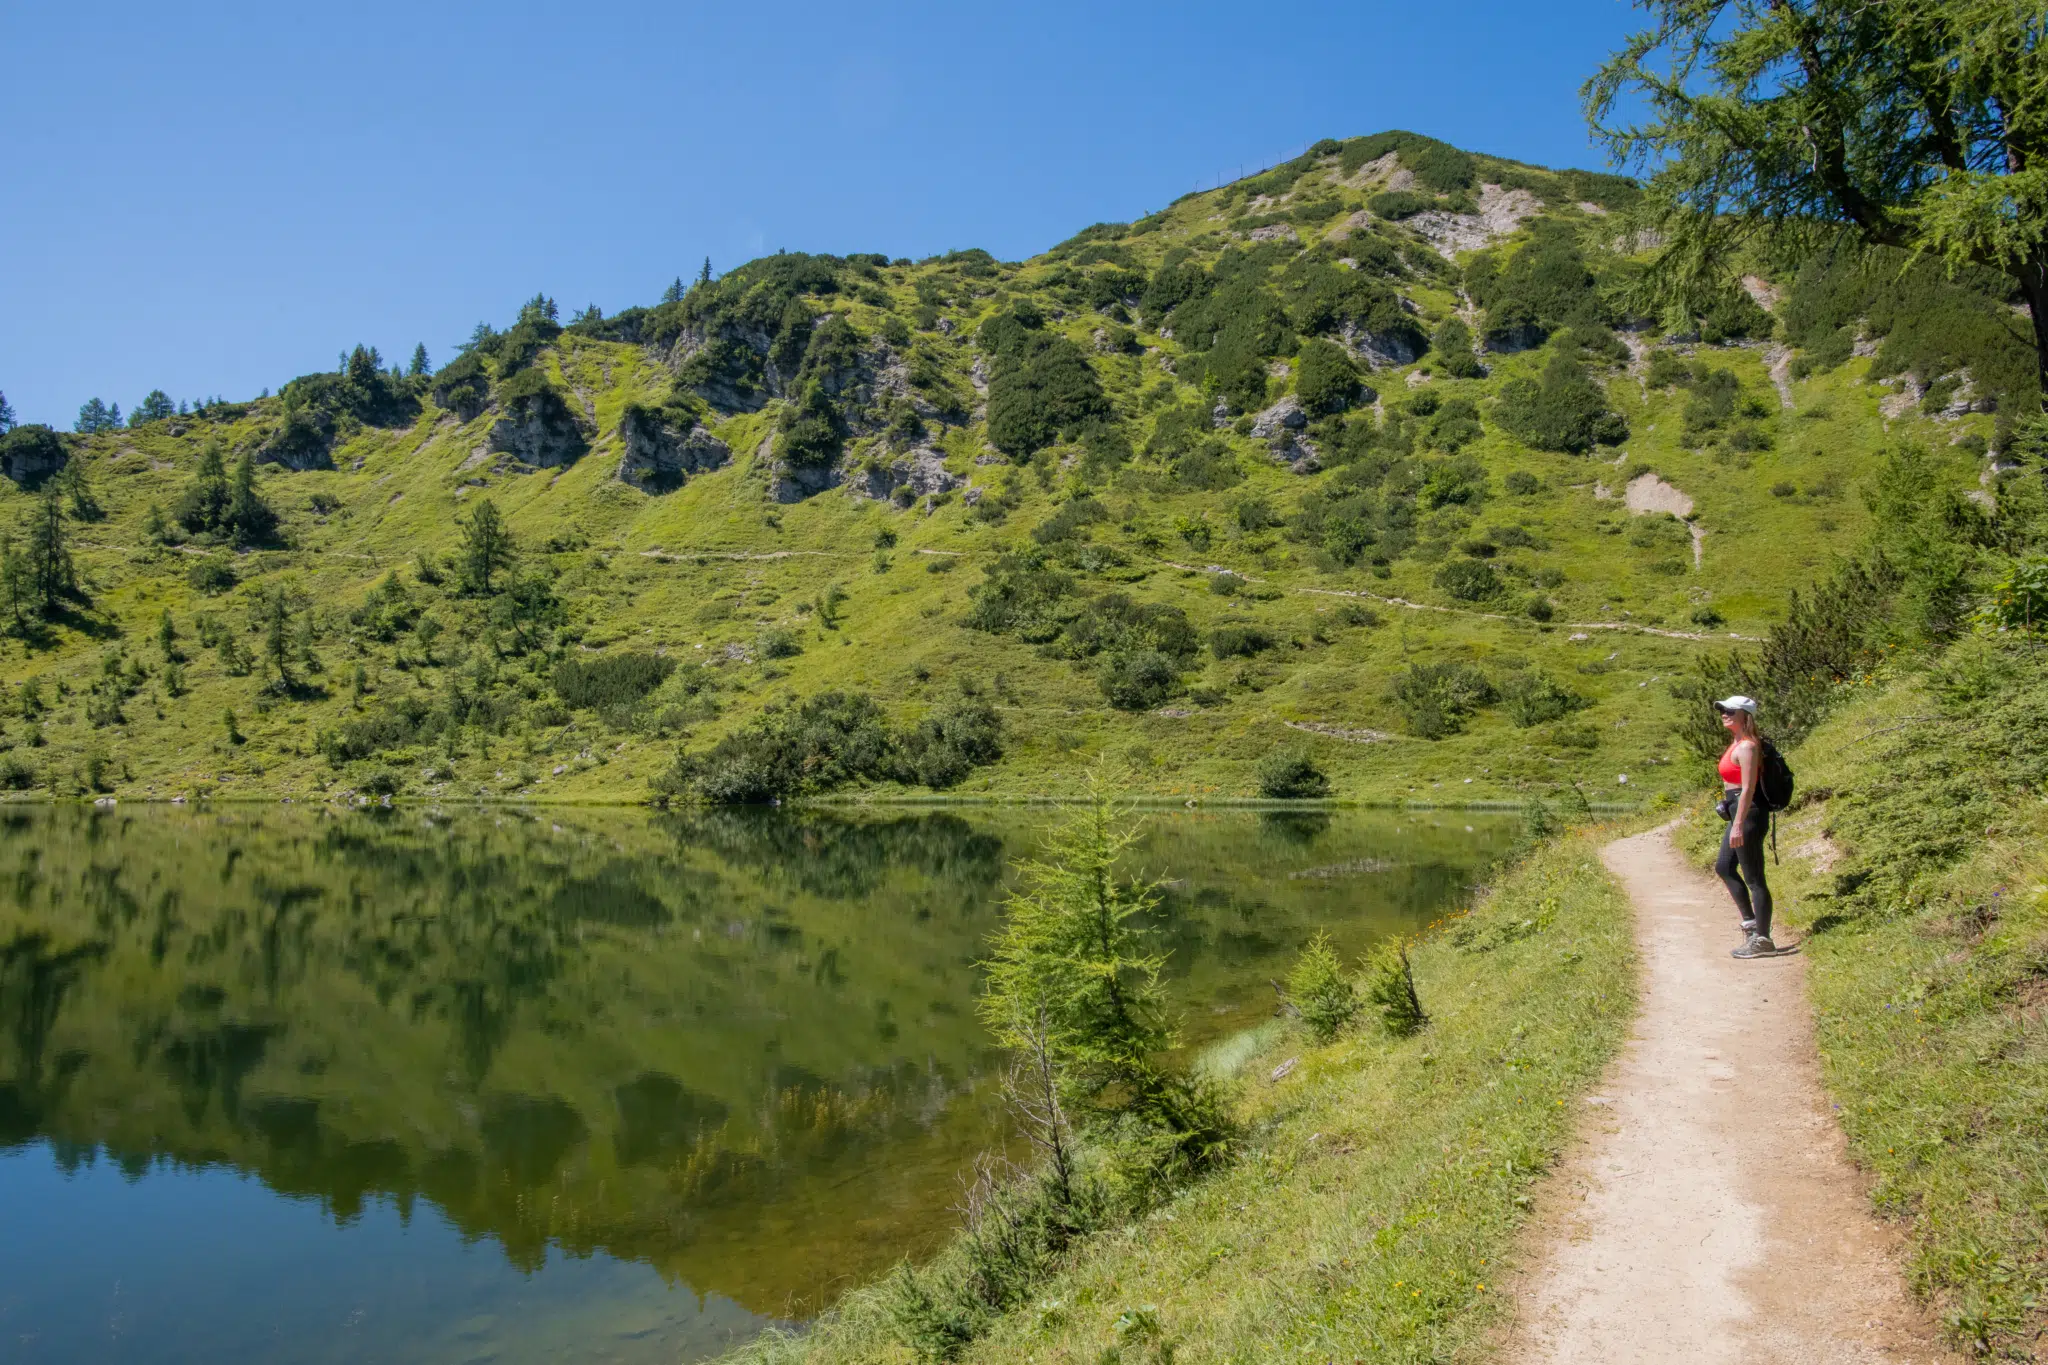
[0,1,1644,428]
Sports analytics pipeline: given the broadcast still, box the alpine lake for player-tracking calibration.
[0,802,1517,1364]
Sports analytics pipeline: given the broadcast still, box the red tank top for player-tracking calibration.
[1718,742,1746,785]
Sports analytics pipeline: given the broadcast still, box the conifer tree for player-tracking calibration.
[74,398,117,434]
[409,343,430,376]
[698,257,712,288]
[0,532,30,629]
[457,498,514,594]
[132,390,176,425]
[227,454,275,544]
[661,277,685,305]
[25,484,77,616]
[0,390,15,433]
[175,444,232,534]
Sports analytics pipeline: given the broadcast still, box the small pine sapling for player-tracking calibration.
[1365,938,1429,1038]
[1286,931,1360,1043]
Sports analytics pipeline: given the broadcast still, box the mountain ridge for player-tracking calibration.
[0,129,2024,805]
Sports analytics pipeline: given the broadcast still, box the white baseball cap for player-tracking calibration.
[1712,695,1760,715]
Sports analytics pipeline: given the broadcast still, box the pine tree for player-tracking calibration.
[258,589,295,692]
[175,444,232,534]
[132,390,175,425]
[74,398,117,434]
[25,483,76,616]
[227,454,275,544]
[409,343,430,376]
[661,277,685,305]
[0,532,30,629]
[698,257,712,288]
[457,498,515,594]
[0,390,15,434]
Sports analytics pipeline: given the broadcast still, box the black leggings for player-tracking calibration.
[1715,806,1773,937]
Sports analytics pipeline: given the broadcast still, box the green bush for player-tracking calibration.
[552,651,678,710]
[1209,624,1275,659]
[1390,661,1497,738]
[1499,671,1589,727]
[1294,338,1361,415]
[1467,222,1605,348]
[1504,470,1541,496]
[897,697,1004,789]
[1257,745,1330,798]
[1101,650,1178,710]
[187,555,237,595]
[1435,559,1503,601]
[1286,932,1359,1042]
[982,311,1110,457]
[1368,190,1436,220]
[1494,352,1628,453]
[1431,317,1485,378]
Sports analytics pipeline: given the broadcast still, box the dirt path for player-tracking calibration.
[1499,822,1961,1365]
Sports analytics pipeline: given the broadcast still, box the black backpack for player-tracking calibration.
[1757,738,1795,813]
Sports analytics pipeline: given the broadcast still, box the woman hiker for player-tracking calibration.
[1714,695,1779,959]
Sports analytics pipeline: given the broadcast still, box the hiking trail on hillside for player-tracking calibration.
[1500,823,1961,1365]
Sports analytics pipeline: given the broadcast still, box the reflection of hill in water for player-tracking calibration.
[0,806,1508,1314]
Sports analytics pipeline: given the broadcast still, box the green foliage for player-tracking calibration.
[456,498,515,595]
[175,444,275,544]
[1390,662,1497,739]
[1367,190,1435,221]
[1208,624,1274,659]
[981,309,1110,457]
[1499,671,1590,727]
[131,390,177,425]
[1363,939,1428,1037]
[74,398,121,434]
[1256,744,1329,799]
[1466,223,1606,349]
[1494,351,1628,453]
[1432,317,1485,378]
[1285,932,1359,1043]
[187,555,236,596]
[1434,558,1502,602]
[431,350,491,418]
[1293,338,1361,416]
[657,691,1004,802]
[0,425,68,488]
[1976,555,2048,632]
[1100,650,1179,711]
[553,652,678,711]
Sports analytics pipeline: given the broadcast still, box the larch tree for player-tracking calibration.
[1586,1,2048,412]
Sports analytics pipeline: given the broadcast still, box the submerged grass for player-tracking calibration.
[1678,636,2048,1357]
[725,827,1635,1364]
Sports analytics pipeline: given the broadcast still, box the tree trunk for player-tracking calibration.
[2022,252,2048,419]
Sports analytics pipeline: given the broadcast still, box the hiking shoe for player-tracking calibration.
[1731,935,1778,959]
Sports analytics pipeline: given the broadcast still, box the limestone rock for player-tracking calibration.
[852,447,963,503]
[1250,395,1308,439]
[616,408,730,492]
[1270,430,1321,475]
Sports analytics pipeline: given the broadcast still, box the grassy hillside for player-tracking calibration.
[0,130,2024,804]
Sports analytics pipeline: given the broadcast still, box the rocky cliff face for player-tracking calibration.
[616,408,731,492]
[488,395,589,468]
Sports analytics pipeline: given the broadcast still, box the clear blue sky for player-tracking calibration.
[0,1,1644,429]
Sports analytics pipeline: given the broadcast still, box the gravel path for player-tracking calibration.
[1499,823,1962,1365]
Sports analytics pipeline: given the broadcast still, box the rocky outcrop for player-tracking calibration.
[616,407,731,492]
[851,447,964,504]
[0,425,69,487]
[1250,395,1307,439]
[488,396,589,468]
[1344,319,1426,368]
[1404,184,1542,260]
[1270,430,1321,475]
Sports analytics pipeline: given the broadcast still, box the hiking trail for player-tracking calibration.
[1499,822,1961,1365]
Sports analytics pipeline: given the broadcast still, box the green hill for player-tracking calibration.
[0,129,2029,805]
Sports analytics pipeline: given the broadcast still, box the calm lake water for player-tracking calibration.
[0,804,1515,1364]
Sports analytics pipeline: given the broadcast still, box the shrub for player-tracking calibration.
[0,755,36,790]
[1286,932,1359,1043]
[1526,595,1555,621]
[758,628,804,659]
[1499,671,1589,727]
[1209,624,1276,659]
[1368,190,1435,220]
[1493,352,1628,453]
[1101,650,1178,711]
[898,697,1004,789]
[187,555,237,595]
[982,310,1110,457]
[1390,662,1496,738]
[552,651,678,710]
[1294,338,1361,415]
[1365,940,1428,1037]
[358,769,403,797]
[1504,470,1541,496]
[1467,221,1605,346]
[1257,745,1330,798]
[1435,559,1502,601]
[1431,317,1485,378]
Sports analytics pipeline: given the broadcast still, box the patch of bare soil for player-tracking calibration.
[1498,824,1964,1365]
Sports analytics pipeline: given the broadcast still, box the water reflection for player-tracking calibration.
[0,804,1512,1361]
